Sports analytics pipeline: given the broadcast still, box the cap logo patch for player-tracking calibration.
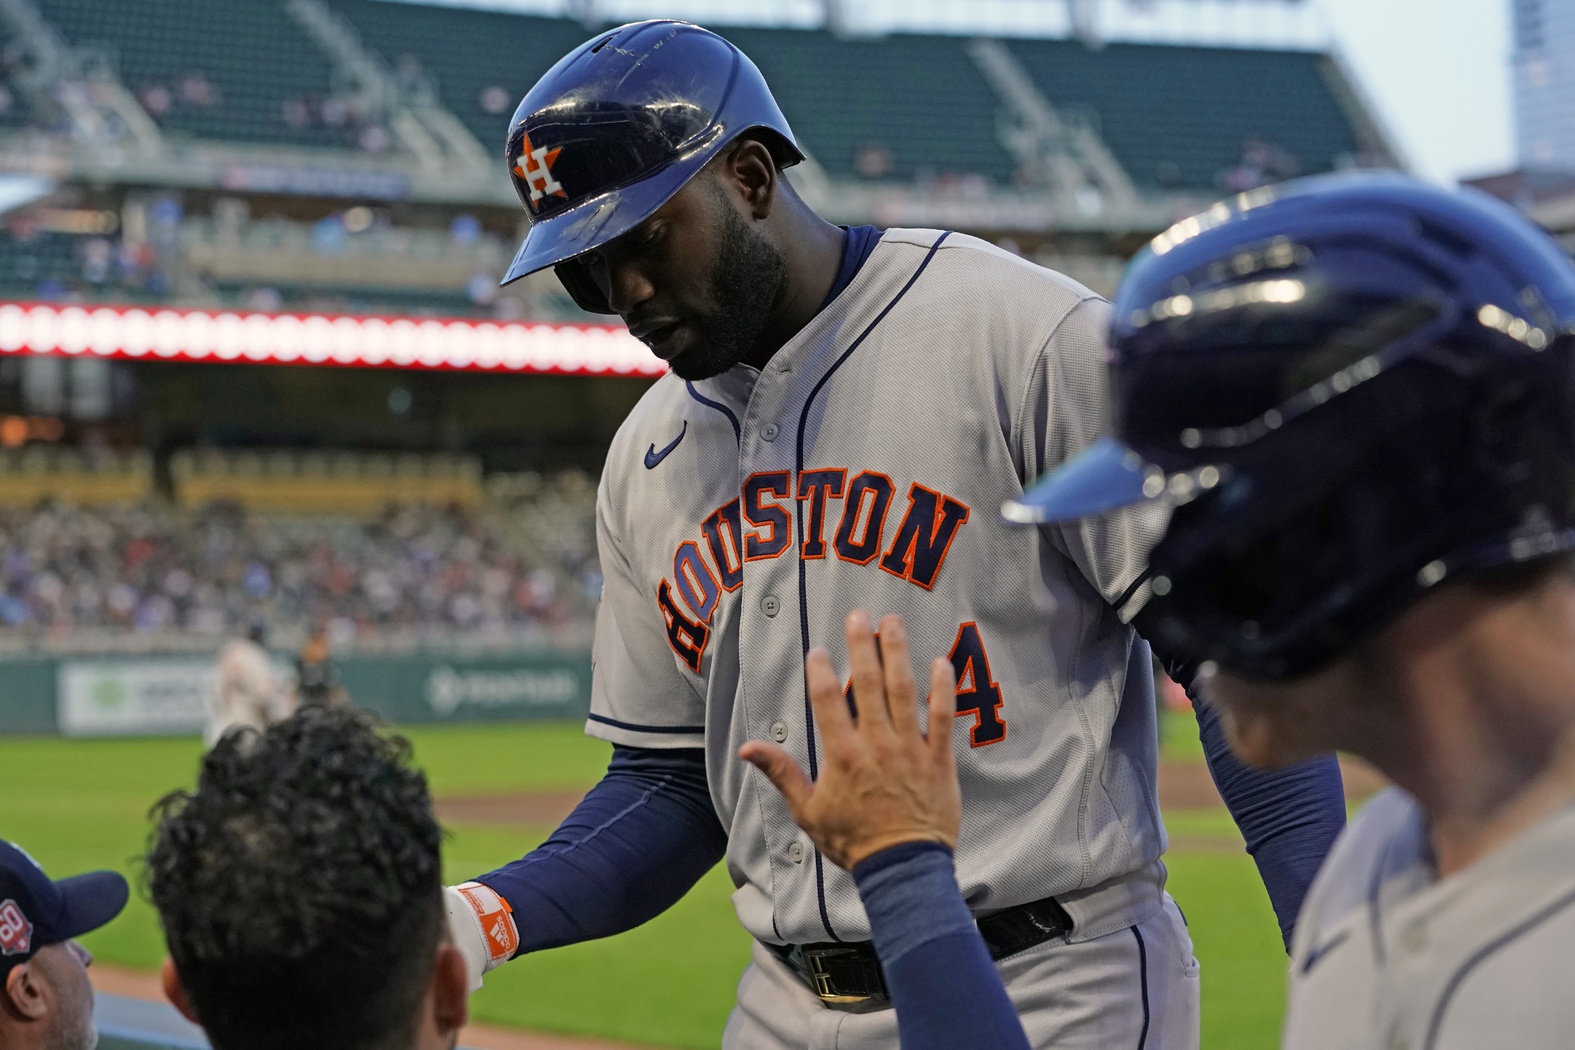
[514,131,566,210]
[0,900,32,956]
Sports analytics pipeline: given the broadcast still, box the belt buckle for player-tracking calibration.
[800,946,873,1005]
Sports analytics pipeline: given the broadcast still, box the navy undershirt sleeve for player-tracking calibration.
[1136,618,1345,948]
[474,745,725,954]
[1189,693,1345,948]
[854,842,1030,1050]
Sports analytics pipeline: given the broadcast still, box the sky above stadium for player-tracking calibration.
[399,0,1516,185]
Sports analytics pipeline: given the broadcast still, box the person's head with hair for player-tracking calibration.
[0,842,127,1050]
[147,707,467,1050]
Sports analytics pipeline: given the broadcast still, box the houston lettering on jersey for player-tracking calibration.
[656,469,971,674]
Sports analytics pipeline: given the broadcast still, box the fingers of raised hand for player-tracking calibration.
[927,656,957,766]
[844,609,894,735]
[804,646,855,743]
[738,740,815,817]
[876,614,921,738]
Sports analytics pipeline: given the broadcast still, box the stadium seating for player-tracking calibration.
[0,22,34,128]
[35,0,346,145]
[0,446,151,505]
[325,0,592,151]
[0,228,85,292]
[720,28,1019,184]
[325,4,1019,184]
[1007,40,1363,191]
[169,447,483,514]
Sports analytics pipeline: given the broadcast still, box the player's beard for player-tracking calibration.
[667,201,786,382]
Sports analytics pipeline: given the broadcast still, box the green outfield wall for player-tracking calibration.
[0,651,592,736]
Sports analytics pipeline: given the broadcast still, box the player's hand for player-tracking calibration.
[740,610,960,871]
[443,882,520,993]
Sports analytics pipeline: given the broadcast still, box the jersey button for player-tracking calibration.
[788,841,805,864]
[761,423,780,441]
[1398,919,1427,953]
[761,595,781,617]
[770,721,788,743]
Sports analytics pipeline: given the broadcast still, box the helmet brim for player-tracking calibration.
[1002,436,1162,525]
[501,143,713,288]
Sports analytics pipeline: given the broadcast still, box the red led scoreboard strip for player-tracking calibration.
[0,302,665,377]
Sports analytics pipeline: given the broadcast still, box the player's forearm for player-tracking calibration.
[473,746,726,954]
[1191,694,1345,947]
[854,842,1031,1050]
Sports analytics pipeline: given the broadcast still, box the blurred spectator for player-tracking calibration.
[448,213,482,247]
[137,84,172,116]
[177,71,219,108]
[1220,137,1302,193]
[478,85,512,115]
[854,143,894,179]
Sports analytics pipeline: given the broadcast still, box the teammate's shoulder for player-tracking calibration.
[1294,788,1424,947]
[879,227,1101,304]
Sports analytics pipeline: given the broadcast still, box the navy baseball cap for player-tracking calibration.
[0,841,128,972]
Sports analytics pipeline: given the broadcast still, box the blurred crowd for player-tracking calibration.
[0,473,600,653]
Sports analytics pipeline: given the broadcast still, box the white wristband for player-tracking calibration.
[444,882,520,993]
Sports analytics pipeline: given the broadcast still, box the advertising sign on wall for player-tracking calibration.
[34,652,593,737]
[57,660,212,737]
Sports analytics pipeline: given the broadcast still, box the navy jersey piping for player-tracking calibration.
[587,713,706,735]
[793,231,952,942]
[1422,883,1575,1050]
[686,381,742,444]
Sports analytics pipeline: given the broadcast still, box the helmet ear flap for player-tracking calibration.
[554,259,616,315]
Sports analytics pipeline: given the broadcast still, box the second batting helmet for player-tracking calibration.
[1006,173,1575,679]
[501,20,804,313]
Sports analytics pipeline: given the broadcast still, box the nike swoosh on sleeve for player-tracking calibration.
[644,421,687,469]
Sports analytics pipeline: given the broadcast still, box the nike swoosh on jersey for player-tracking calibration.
[1299,928,1351,975]
[644,421,687,469]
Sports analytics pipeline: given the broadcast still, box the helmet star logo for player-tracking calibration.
[515,131,566,210]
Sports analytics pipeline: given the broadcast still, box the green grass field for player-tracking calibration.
[0,717,1286,1049]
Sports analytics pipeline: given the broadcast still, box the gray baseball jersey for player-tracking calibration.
[1284,787,1575,1050]
[588,228,1171,947]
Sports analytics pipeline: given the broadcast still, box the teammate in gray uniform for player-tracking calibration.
[1014,173,1575,1049]
[445,21,1348,1049]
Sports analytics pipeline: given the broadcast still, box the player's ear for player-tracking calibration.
[160,957,198,1025]
[430,942,470,1036]
[724,138,778,221]
[4,958,48,1021]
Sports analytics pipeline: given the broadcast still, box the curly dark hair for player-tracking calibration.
[146,707,444,1050]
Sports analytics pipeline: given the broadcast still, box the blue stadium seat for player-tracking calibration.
[35,0,344,145]
[1006,40,1364,191]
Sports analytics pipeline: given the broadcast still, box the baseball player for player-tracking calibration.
[1014,173,1575,1048]
[205,621,289,747]
[444,20,1350,1048]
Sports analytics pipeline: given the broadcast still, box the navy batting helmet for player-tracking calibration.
[1006,173,1575,679]
[501,20,804,313]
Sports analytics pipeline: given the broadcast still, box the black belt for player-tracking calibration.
[767,894,1073,1004]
